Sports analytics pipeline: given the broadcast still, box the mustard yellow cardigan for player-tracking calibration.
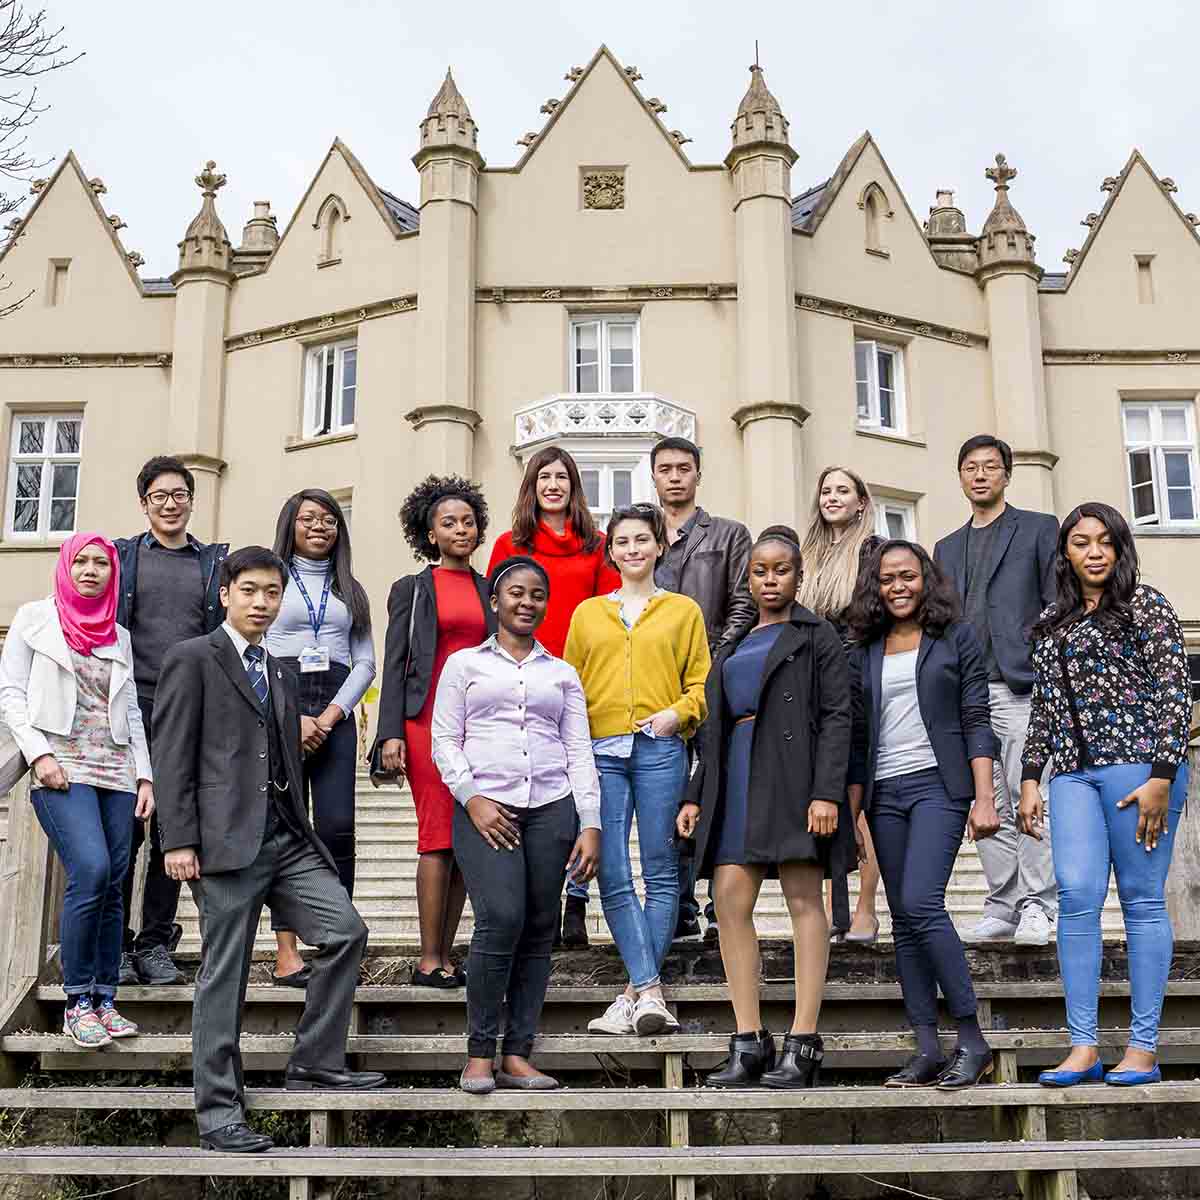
[563,591,711,740]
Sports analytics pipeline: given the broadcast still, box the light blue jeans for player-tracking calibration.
[596,735,687,991]
[1049,763,1189,1052]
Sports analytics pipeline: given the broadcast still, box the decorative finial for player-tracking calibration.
[670,130,692,145]
[3,217,21,234]
[1186,213,1200,226]
[985,153,1017,192]
[754,39,760,68]
[29,178,47,194]
[127,250,144,268]
[647,97,668,114]
[539,98,560,115]
[1081,213,1099,228]
[624,66,643,82]
[564,66,583,82]
[1160,178,1179,193]
[516,132,537,147]
[1101,176,1118,192]
[195,160,227,197]
[1063,248,1079,265]
[979,152,1036,269]
[108,215,127,232]
[88,178,107,195]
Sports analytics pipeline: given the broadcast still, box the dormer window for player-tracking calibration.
[570,315,639,394]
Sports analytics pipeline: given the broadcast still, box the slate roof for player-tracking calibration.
[1039,272,1068,292]
[141,277,176,295]
[791,180,830,232]
[380,189,420,233]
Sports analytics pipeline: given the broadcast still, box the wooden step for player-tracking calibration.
[3,1139,1200,1178]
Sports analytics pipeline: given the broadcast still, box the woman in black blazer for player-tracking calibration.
[847,540,1000,1089]
[375,476,497,988]
[677,527,855,1088]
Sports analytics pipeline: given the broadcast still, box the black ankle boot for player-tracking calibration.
[760,1033,823,1089]
[706,1030,775,1088]
[561,896,589,948]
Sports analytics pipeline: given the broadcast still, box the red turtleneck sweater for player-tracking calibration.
[487,520,620,658]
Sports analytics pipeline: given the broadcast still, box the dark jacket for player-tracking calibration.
[849,621,998,810]
[115,532,229,636]
[656,508,755,651]
[687,606,855,879]
[932,505,1058,695]
[153,628,335,876]
[374,566,496,743]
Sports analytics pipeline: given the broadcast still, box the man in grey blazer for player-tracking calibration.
[934,436,1059,947]
[154,546,383,1154]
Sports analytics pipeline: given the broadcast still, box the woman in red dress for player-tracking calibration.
[488,445,619,944]
[376,476,495,987]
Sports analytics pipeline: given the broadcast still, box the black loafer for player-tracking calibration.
[285,1064,388,1091]
[271,966,312,988]
[411,966,460,989]
[885,1053,949,1088]
[936,1046,994,1090]
[200,1122,274,1153]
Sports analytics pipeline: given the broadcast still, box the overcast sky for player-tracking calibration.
[23,1,1200,278]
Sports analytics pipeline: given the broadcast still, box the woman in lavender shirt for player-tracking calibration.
[432,556,601,1094]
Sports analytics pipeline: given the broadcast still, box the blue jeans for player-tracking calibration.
[596,735,687,990]
[1050,763,1189,1052]
[32,783,135,999]
[868,768,977,1027]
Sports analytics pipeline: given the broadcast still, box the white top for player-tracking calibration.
[875,649,938,781]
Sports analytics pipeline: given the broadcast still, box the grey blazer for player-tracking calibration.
[933,504,1059,695]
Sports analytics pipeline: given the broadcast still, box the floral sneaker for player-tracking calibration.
[63,998,112,1049]
[96,1000,138,1039]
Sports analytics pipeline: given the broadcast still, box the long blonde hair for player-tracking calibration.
[798,466,878,619]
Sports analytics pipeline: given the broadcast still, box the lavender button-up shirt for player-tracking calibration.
[431,635,601,830]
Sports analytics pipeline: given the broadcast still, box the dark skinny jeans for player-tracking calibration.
[868,767,978,1029]
[453,793,576,1059]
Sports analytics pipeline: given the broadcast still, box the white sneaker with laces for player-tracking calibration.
[1014,907,1052,947]
[961,916,1018,944]
[588,994,635,1035]
[632,993,680,1036]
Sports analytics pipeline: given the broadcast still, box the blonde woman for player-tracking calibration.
[799,466,883,944]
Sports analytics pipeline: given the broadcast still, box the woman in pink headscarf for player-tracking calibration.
[0,533,153,1048]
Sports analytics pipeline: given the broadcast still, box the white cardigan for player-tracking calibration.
[0,597,152,783]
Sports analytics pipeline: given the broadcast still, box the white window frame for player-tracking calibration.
[303,339,357,438]
[1122,401,1199,528]
[855,339,905,433]
[569,315,640,395]
[6,411,83,540]
[875,499,916,542]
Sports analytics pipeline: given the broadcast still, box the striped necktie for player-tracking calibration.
[243,644,268,709]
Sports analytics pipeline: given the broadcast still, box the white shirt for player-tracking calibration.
[222,622,270,695]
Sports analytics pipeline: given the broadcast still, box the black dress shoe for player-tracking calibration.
[200,1122,274,1153]
[410,966,460,989]
[936,1046,994,1089]
[885,1053,948,1088]
[272,965,312,988]
[706,1030,776,1087]
[285,1064,389,1091]
[760,1033,823,1089]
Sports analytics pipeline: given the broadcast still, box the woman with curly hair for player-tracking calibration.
[375,475,496,988]
[846,541,1000,1089]
[1019,504,1191,1088]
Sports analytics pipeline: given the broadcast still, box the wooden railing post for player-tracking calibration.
[1165,746,1200,938]
[664,1051,695,1200]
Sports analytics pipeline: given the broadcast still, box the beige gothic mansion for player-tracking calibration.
[1,45,1199,694]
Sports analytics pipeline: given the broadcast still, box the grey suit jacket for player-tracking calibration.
[933,504,1059,696]
[152,628,336,875]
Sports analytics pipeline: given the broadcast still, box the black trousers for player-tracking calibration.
[121,697,183,953]
[190,825,368,1134]
[453,794,575,1059]
[868,767,978,1029]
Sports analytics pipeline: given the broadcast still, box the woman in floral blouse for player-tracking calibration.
[1019,502,1191,1088]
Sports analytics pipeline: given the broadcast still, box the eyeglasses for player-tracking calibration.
[146,489,193,508]
[297,515,339,531]
[960,463,1006,478]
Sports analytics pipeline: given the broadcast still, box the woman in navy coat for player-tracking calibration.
[847,540,1000,1090]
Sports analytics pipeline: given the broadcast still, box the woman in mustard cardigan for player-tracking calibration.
[565,503,710,1037]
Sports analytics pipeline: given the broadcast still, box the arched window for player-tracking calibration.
[858,182,893,255]
[314,195,348,266]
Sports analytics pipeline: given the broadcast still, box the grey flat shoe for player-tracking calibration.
[843,917,880,946]
[458,1067,496,1095]
[495,1070,560,1090]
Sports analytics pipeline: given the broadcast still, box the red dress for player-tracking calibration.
[405,567,488,853]
[487,520,620,658]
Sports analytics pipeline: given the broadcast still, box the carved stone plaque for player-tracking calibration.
[583,170,625,210]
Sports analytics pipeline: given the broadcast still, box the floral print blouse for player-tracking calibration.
[1021,585,1191,783]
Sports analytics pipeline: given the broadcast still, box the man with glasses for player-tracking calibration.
[934,435,1059,947]
[116,456,228,983]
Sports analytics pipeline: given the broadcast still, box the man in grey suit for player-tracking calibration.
[154,546,383,1154]
[934,436,1059,948]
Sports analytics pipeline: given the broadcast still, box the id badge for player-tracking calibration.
[299,645,331,673]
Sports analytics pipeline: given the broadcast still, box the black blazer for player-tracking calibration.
[153,628,336,875]
[374,566,496,743]
[688,606,855,880]
[849,621,998,810]
[933,505,1058,695]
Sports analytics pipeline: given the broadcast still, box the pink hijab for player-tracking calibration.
[54,532,120,656]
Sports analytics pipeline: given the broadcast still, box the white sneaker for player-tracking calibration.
[588,994,635,1035]
[962,916,1019,943]
[1014,907,1052,947]
[632,993,680,1036]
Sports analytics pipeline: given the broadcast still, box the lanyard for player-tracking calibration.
[289,563,333,640]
